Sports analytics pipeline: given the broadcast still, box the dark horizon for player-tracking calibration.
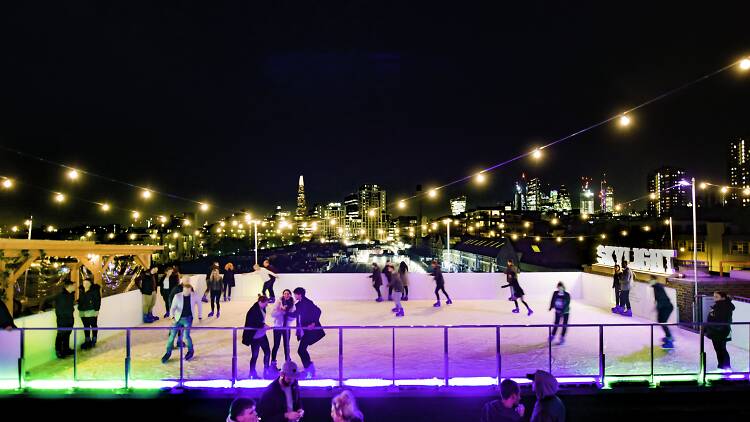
[1,2,749,226]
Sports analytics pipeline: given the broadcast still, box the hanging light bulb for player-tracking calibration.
[531,148,542,160]
[67,169,80,181]
[54,192,66,203]
[199,203,209,212]
[618,114,631,127]
[475,173,486,184]
[100,203,111,212]
[2,178,14,189]
[740,58,750,71]
[428,189,438,198]
[398,200,406,209]
[141,189,153,199]
[132,210,140,220]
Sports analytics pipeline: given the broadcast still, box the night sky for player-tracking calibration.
[1,2,749,226]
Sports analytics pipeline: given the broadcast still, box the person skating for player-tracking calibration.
[223,262,236,302]
[502,260,532,315]
[369,263,384,302]
[649,277,675,349]
[270,289,296,373]
[137,267,159,323]
[548,282,570,345]
[399,261,410,301]
[227,398,259,422]
[618,261,634,317]
[159,266,174,318]
[78,278,101,350]
[706,291,735,372]
[207,263,223,318]
[291,287,325,378]
[254,261,280,304]
[242,295,273,379]
[169,268,202,322]
[331,390,364,422]
[163,266,181,318]
[54,280,76,358]
[530,370,565,422]
[384,261,394,301]
[161,282,199,363]
[431,260,453,307]
[257,361,304,422]
[481,378,525,422]
[201,262,219,303]
[387,264,405,317]
[611,264,622,313]
[263,259,280,303]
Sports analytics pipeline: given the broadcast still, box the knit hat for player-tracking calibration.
[280,361,300,379]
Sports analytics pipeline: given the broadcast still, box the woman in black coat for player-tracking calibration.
[706,291,736,371]
[242,295,271,379]
[77,279,101,349]
[223,262,236,302]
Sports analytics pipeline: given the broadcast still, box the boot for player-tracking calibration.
[161,352,171,364]
[433,301,441,307]
[661,339,674,350]
[185,350,194,361]
[149,312,160,321]
[143,314,153,324]
[304,362,316,379]
[557,337,566,346]
[208,311,214,318]
[249,369,260,379]
[228,296,231,302]
[391,307,399,312]
[403,296,408,301]
[446,299,453,305]
[81,340,91,350]
[163,312,170,318]
[375,297,384,302]
[396,309,404,317]
[216,310,220,318]
[263,366,273,379]
[622,309,633,317]
[512,308,520,313]
[269,297,276,304]
[271,360,279,372]
[527,309,534,316]
[201,295,209,303]
[91,337,97,348]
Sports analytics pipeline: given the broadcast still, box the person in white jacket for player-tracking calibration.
[270,289,296,372]
[161,282,200,363]
[253,263,280,303]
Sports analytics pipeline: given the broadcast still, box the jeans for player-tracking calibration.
[393,291,403,310]
[619,290,631,311]
[435,285,450,301]
[161,288,172,314]
[55,321,73,356]
[613,287,621,307]
[166,317,194,353]
[210,289,221,312]
[657,305,673,338]
[373,285,382,298]
[551,312,569,337]
[271,328,291,362]
[250,336,271,372]
[711,338,731,369]
[142,293,156,314]
[81,316,98,341]
[262,278,275,298]
[223,283,233,299]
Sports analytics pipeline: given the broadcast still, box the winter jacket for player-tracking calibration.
[390,271,404,293]
[207,269,223,291]
[242,302,268,345]
[256,267,277,283]
[612,272,621,289]
[620,268,634,291]
[652,283,673,310]
[481,399,522,422]
[549,291,571,314]
[400,270,409,286]
[369,267,383,288]
[271,298,295,328]
[257,378,301,422]
[223,269,236,287]
[506,266,520,284]
[0,299,16,329]
[706,299,735,341]
[170,291,201,321]
[138,273,157,295]
[168,273,180,291]
[531,370,565,422]
[432,267,445,286]
[290,296,325,344]
[54,289,75,324]
[77,284,101,312]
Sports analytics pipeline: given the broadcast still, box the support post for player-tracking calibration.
[125,329,131,389]
[391,327,396,386]
[598,325,605,386]
[338,328,343,388]
[232,328,237,387]
[495,326,501,385]
[443,327,449,386]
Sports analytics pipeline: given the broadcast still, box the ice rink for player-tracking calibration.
[24,295,749,383]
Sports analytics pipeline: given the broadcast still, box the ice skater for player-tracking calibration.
[207,263,223,318]
[387,264,405,317]
[254,260,280,303]
[431,260,452,307]
[54,280,76,358]
[223,262,236,301]
[706,291,735,372]
[369,262,383,302]
[161,282,199,363]
[649,277,675,349]
[503,259,532,315]
[548,282,570,345]
[78,278,101,350]
[201,262,219,303]
[270,289,296,371]
[242,295,272,379]
[618,261,634,317]
[399,261,410,301]
[291,287,325,378]
[384,261,394,301]
[612,264,622,313]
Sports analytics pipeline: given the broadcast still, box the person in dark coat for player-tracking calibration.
[611,264,622,313]
[530,370,565,422]
[431,260,452,307]
[258,361,303,422]
[138,268,159,323]
[399,260,410,301]
[383,260,394,301]
[706,291,735,371]
[54,280,77,358]
[242,295,272,379]
[502,260,532,315]
[0,289,17,330]
[77,279,102,349]
[549,282,571,345]
[369,263,383,302]
[162,266,180,318]
[290,287,325,378]
[481,378,524,422]
[649,277,675,349]
[223,262,236,302]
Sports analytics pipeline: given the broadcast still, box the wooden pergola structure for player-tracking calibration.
[0,239,163,317]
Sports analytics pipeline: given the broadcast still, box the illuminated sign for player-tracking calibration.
[596,245,676,275]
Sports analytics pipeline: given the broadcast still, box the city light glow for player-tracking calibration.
[618,114,631,127]
[67,169,79,180]
[740,58,750,70]
[54,192,65,203]
[100,203,110,212]
[1,178,12,189]
[141,189,152,199]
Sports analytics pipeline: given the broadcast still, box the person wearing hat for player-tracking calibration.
[530,370,565,422]
[258,361,304,422]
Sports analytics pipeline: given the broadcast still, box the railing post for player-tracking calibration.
[548,326,553,374]
[443,327,449,386]
[650,324,654,384]
[392,327,396,386]
[73,328,78,383]
[495,326,501,386]
[179,327,184,388]
[232,328,237,387]
[699,324,706,385]
[125,328,131,389]
[338,327,343,388]
[598,325,604,386]
[18,328,25,389]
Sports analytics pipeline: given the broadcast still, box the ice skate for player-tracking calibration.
[396,309,404,317]
[185,350,194,361]
[446,299,453,305]
[512,308,520,313]
[207,311,214,318]
[161,352,171,364]
[375,297,384,302]
[433,301,441,307]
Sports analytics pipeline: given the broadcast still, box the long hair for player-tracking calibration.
[332,390,364,422]
[399,261,408,274]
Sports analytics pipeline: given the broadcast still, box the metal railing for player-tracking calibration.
[6,321,750,389]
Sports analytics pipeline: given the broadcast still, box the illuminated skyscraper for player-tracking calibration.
[358,184,387,241]
[647,166,688,217]
[580,177,595,214]
[556,185,572,212]
[450,196,467,216]
[295,175,307,221]
[526,177,541,211]
[513,174,527,211]
[729,138,749,206]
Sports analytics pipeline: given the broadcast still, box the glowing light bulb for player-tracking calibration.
[368,209,375,217]
[618,114,631,127]
[101,203,111,212]
[531,148,542,160]
[67,169,79,180]
[398,201,406,209]
[699,182,708,190]
[475,173,486,184]
[141,189,152,199]
[11,226,18,232]
[173,232,180,239]
[643,225,651,232]
[108,233,115,239]
[743,188,750,196]
[614,204,622,212]
[428,189,437,198]
[621,230,628,236]
[54,193,65,203]
[578,236,584,241]
[132,211,140,220]
[600,233,607,239]
[159,215,167,223]
[551,218,559,226]
[740,58,750,70]
[523,221,531,228]
[649,193,657,200]
[330,218,337,225]
[721,186,728,193]
[199,203,209,212]
[534,236,541,242]
[556,237,562,243]
[1,178,12,189]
